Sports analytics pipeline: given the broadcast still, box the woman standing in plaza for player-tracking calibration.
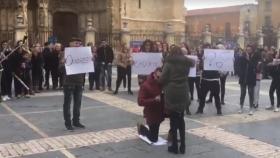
[160,45,194,154]
[114,43,133,95]
[266,51,280,112]
[31,43,44,93]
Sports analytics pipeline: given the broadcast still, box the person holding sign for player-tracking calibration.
[62,38,86,130]
[160,45,194,154]
[138,39,154,85]
[206,44,229,105]
[266,52,280,112]
[196,43,222,116]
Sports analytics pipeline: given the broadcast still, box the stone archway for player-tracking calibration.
[53,12,78,46]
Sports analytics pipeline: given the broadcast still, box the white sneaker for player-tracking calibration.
[274,107,279,112]
[265,105,274,110]
[2,96,7,101]
[6,96,11,100]
[238,108,243,114]
[248,110,254,115]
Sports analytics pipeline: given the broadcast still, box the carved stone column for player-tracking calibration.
[237,25,245,49]
[238,32,245,49]
[180,32,186,43]
[15,0,28,42]
[121,22,130,46]
[277,28,280,50]
[38,0,49,43]
[258,28,264,48]
[85,18,96,44]
[165,23,175,45]
[203,25,211,44]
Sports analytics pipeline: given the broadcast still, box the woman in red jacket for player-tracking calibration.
[137,68,164,142]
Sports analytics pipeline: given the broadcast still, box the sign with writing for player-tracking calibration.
[187,55,197,77]
[65,47,94,75]
[273,59,280,65]
[204,49,234,71]
[132,53,162,75]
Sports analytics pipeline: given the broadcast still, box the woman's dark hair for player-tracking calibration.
[44,42,50,46]
[202,43,211,49]
[0,40,8,49]
[16,40,23,46]
[140,39,153,52]
[169,45,183,56]
[181,42,190,54]
[154,67,162,72]
[246,44,255,51]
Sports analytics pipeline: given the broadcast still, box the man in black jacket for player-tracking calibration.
[96,41,114,91]
[62,37,86,130]
[238,45,259,115]
[42,42,52,90]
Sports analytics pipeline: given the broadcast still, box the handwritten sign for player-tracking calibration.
[132,53,162,75]
[273,59,280,65]
[65,47,94,75]
[204,49,234,71]
[187,55,197,77]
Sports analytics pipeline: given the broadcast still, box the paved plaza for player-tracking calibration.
[0,74,280,158]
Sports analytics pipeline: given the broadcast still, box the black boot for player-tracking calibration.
[128,90,133,95]
[186,106,191,115]
[168,129,178,154]
[195,109,203,114]
[73,122,85,128]
[179,115,186,154]
[65,122,74,131]
[217,109,223,116]
[168,145,178,154]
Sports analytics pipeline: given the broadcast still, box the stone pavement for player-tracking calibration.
[0,77,280,158]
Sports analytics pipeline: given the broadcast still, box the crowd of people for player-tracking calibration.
[1,37,280,154]
[0,39,116,101]
[136,40,280,154]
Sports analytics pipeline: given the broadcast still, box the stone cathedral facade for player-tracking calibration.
[0,0,185,47]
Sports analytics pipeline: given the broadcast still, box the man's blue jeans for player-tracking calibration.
[99,63,112,89]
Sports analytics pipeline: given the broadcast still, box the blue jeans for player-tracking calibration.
[63,85,83,126]
[100,63,112,89]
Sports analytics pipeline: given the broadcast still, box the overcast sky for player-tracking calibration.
[185,0,258,10]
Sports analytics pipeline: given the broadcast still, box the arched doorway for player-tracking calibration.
[53,12,78,46]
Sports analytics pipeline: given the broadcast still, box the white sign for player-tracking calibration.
[132,53,162,75]
[204,49,234,71]
[273,59,280,65]
[187,55,197,77]
[65,47,94,75]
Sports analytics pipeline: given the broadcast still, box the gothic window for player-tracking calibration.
[265,0,272,11]
[206,24,211,32]
[265,16,272,27]
[225,22,232,40]
[244,21,251,36]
